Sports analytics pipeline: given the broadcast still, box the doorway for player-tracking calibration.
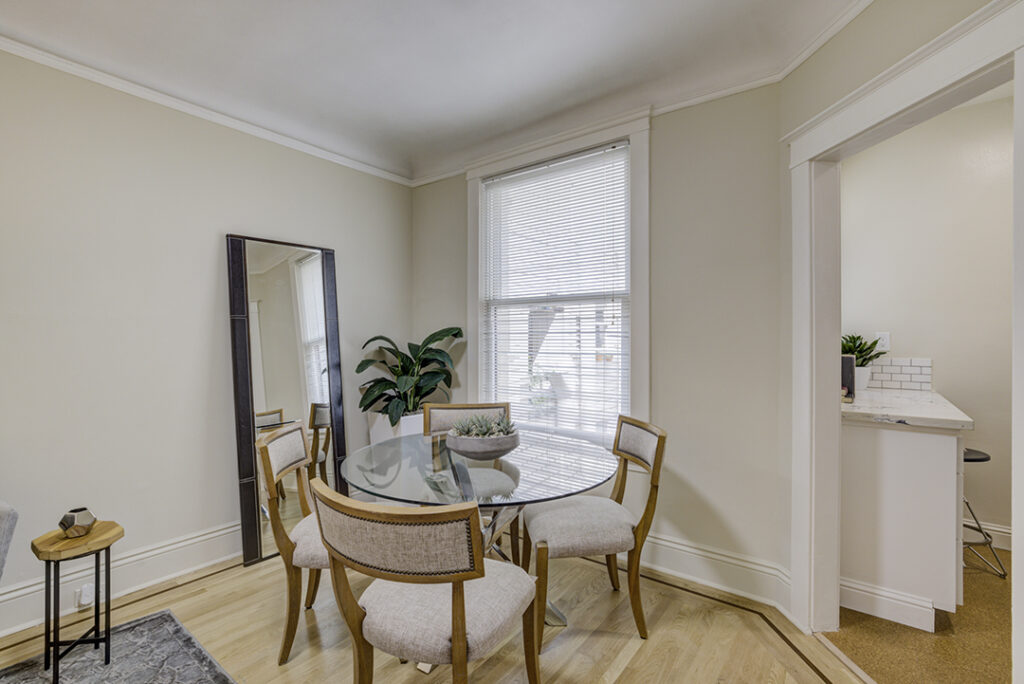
[785,7,1024,676]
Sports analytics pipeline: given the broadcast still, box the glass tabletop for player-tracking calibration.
[340,429,619,508]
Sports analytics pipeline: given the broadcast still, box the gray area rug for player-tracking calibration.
[0,610,234,683]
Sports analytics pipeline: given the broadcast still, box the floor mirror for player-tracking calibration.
[226,235,347,565]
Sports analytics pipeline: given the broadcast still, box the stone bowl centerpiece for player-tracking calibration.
[446,414,520,461]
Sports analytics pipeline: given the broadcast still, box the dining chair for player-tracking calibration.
[422,403,519,562]
[521,415,666,646]
[308,402,332,482]
[257,423,330,664]
[310,478,540,684]
[257,408,289,499]
[255,407,285,427]
[0,500,17,582]
[422,402,511,436]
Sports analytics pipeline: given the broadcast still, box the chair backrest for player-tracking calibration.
[609,415,667,547]
[257,423,313,558]
[0,501,17,583]
[307,402,332,463]
[422,402,511,436]
[311,478,484,583]
[613,416,667,484]
[255,408,285,428]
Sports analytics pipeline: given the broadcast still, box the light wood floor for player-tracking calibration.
[0,555,862,683]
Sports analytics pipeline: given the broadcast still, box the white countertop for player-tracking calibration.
[842,389,974,431]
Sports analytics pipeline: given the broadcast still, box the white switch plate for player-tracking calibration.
[874,332,891,352]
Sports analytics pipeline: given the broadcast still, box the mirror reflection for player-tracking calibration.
[245,241,335,558]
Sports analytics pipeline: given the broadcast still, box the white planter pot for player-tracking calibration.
[367,412,422,445]
[854,366,871,391]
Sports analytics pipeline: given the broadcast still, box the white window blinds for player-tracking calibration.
[480,142,630,442]
[295,254,329,407]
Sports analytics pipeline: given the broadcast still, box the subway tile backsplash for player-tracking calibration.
[868,357,932,391]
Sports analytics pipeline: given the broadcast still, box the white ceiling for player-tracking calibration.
[0,0,868,182]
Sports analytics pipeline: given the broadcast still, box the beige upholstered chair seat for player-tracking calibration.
[358,559,534,664]
[465,468,516,500]
[288,514,330,569]
[523,495,636,559]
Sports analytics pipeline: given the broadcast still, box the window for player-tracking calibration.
[295,254,329,406]
[479,143,630,441]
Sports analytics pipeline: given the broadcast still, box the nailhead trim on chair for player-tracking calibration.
[323,513,478,576]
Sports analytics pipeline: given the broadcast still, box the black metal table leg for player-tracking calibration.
[43,561,50,671]
[52,560,59,684]
[104,548,111,665]
[93,553,100,650]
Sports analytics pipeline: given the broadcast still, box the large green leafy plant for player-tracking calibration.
[357,326,463,426]
[841,334,886,367]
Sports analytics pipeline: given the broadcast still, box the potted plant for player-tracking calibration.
[357,326,463,444]
[841,334,886,391]
[446,414,520,461]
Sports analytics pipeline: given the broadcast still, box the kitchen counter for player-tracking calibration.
[840,387,973,631]
[842,388,974,431]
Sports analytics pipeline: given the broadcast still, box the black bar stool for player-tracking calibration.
[963,448,1007,579]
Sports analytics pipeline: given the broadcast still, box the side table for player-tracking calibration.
[30,521,124,683]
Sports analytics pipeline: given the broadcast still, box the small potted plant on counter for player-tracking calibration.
[357,326,463,444]
[446,414,520,461]
[841,334,886,391]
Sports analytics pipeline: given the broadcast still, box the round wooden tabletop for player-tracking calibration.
[31,521,124,561]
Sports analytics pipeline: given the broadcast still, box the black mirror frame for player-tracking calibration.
[226,234,348,565]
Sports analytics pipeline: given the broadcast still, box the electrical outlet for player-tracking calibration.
[76,582,95,609]
[874,331,891,352]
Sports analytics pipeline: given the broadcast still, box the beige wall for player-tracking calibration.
[779,0,988,134]
[410,176,469,401]
[0,49,411,631]
[648,84,786,565]
[842,96,1013,528]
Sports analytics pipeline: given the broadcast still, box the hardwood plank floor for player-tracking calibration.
[0,555,862,683]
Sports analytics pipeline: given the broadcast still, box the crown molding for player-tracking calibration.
[0,34,415,186]
[1,0,880,191]
[411,0,876,185]
[777,0,875,80]
[780,0,1019,143]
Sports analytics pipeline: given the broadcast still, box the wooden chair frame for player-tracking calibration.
[310,479,539,684]
[256,422,323,664]
[521,415,667,646]
[257,408,289,500]
[307,402,332,482]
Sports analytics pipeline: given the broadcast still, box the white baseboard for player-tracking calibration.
[839,577,934,632]
[632,532,796,628]
[963,517,1011,550]
[0,521,241,637]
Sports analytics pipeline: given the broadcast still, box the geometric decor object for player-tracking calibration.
[57,508,96,539]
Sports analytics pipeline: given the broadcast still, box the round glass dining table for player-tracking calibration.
[341,428,618,509]
[341,427,619,635]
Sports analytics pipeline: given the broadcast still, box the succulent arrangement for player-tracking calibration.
[450,414,516,438]
[841,334,886,368]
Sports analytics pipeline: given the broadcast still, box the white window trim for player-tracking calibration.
[465,114,651,421]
